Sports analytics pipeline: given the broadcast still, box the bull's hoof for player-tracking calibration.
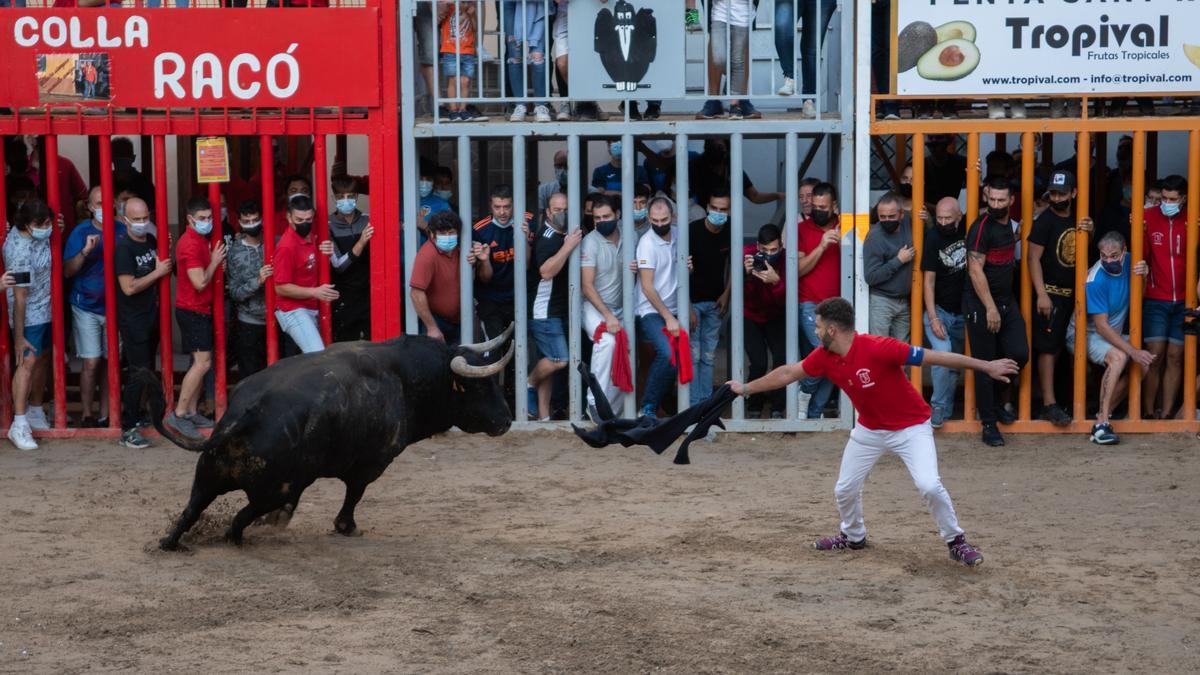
[334,519,360,537]
[158,537,181,551]
[224,529,245,546]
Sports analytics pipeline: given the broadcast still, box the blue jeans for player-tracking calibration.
[637,313,676,416]
[145,0,191,6]
[799,301,836,418]
[501,0,547,103]
[0,0,28,6]
[689,301,723,406]
[923,306,964,419]
[774,0,836,93]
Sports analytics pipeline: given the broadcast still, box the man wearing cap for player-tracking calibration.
[1028,170,1092,427]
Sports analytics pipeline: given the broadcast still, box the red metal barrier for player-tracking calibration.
[0,147,12,425]
[44,138,67,430]
[313,134,333,344]
[261,135,279,366]
[153,135,175,412]
[98,136,121,430]
[207,181,227,419]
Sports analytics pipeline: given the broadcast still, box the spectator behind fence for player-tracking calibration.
[414,162,452,246]
[327,175,373,342]
[581,194,628,416]
[410,210,463,344]
[920,198,967,429]
[502,0,551,123]
[1065,233,1152,446]
[924,135,968,204]
[698,0,759,121]
[688,187,733,406]
[111,137,155,213]
[275,175,312,231]
[1028,170,1089,427]
[1141,175,1189,420]
[795,181,840,419]
[863,192,913,342]
[690,138,783,212]
[473,185,526,405]
[798,177,819,220]
[5,200,54,451]
[168,197,225,442]
[527,193,581,420]
[274,195,336,355]
[742,223,786,419]
[433,166,456,206]
[64,185,125,427]
[636,198,692,418]
[632,183,652,239]
[593,140,649,196]
[964,177,1029,447]
[225,200,271,378]
[114,198,171,449]
[438,0,484,123]
[538,150,569,213]
[773,0,837,119]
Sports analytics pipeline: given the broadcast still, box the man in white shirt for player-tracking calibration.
[635,198,692,417]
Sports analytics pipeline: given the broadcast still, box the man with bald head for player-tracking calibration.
[114,197,173,448]
[537,150,569,213]
[919,197,967,428]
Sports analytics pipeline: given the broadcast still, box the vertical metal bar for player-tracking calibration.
[894,135,907,183]
[400,0,420,333]
[1018,131,1034,421]
[1128,130,1146,422]
[730,133,745,419]
[963,132,980,423]
[839,0,853,124]
[313,134,333,344]
[852,0,872,345]
[98,136,121,430]
[153,135,174,412]
[620,135,638,416]
[816,0,824,116]
[0,146,11,425]
[784,132,798,415]
[566,136,582,422]
[44,138,67,430]
[513,136,530,420]
[1073,131,1091,423]
[673,134,691,409]
[207,182,227,420]
[261,135,279,365]
[1184,130,1200,423]
[910,132,925,393]
[457,136,474,342]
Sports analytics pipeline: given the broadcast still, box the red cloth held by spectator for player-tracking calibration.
[592,325,634,393]
[663,327,694,385]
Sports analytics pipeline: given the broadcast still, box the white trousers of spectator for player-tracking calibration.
[275,308,325,354]
[583,303,625,414]
[834,422,964,543]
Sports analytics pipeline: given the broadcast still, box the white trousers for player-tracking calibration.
[835,422,964,543]
[583,303,626,414]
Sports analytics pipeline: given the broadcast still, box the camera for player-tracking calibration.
[752,252,768,272]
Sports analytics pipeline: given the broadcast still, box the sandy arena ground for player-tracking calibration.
[0,429,1197,673]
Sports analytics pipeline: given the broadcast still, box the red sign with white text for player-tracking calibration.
[0,9,380,108]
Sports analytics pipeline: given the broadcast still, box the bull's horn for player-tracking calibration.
[451,340,515,378]
[458,323,515,355]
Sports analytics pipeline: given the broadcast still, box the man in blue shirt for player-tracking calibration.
[415,161,451,247]
[64,186,126,427]
[472,184,529,408]
[591,140,649,196]
[1065,231,1152,445]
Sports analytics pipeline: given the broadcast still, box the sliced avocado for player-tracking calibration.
[897,21,938,73]
[917,39,981,81]
[935,20,977,44]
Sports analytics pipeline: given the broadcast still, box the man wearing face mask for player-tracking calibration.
[795,182,841,419]
[863,193,914,342]
[687,188,733,406]
[114,197,172,449]
[274,195,337,356]
[527,193,582,421]
[1028,171,1091,427]
[690,139,783,211]
[413,163,451,247]
[411,211,464,345]
[636,198,693,418]
[224,200,272,378]
[274,175,312,232]
[920,198,967,428]
[327,175,374,342]
[537,150,569,213]
[1140,174,1189,420]
[742,223,786,419]
[433,166,456,207]
[64,186,126,427]
[631,183,652,239]
[581,194,627,416]
[592,141,649,197]
[473,185,528,407]
[964,177,1030,447]
[1065,232,1152,445]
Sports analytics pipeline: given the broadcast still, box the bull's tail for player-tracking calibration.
[131,368,214,453]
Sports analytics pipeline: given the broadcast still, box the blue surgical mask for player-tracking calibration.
[92,207,103,225]
[192,219,213,236]
[1102,259,1123,276]
[418,180,433,198]
[632,208,648,222]
[129,221,151,237]
[1161,202,1181,217]
[435,233,458,252]
[30,225,52,240]
[707,210,728,228]
[610,142,622,158]
[434,189,454,202]
[336,198,356,215]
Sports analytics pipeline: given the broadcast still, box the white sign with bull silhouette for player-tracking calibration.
[568,0,684,100]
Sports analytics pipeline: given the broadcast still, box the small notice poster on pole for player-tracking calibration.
[196,137,230,184]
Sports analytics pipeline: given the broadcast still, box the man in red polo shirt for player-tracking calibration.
[729,298,1019,568]
[795,181,841,419]
[273,195,337,355]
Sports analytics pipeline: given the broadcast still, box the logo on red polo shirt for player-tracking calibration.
[1151,232,1164,246]
[856,368,874,388]
[305,253,316,270]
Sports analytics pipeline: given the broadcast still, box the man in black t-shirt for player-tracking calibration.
[688,187,732,406]
[527,192,580,421]
[114,198,173,449]
[1027,170,1093,426]
[920,198,967,428]
[964,178,1030,447]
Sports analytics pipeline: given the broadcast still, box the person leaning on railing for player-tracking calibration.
[410,210,464,345]
[224,200,271,379]
[580,194,629,417]
[5,200,54,452]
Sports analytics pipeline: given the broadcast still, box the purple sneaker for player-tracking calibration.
[814,532,866,551]
[948,535,984,567]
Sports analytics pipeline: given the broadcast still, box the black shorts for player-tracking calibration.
[176,308,214,353]
[1031,293,1073,355]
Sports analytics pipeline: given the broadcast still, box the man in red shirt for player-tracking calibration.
[1140,174,1188,419]
[167,197,226,441]
[795,181,841,419]
[273,195,337,355]
[729,298,1018,567]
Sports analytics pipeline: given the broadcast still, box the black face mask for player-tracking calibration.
[241,225,262,237]
[811,210,832,227]
[1049,198,1071,214]
[293,221,313,238]
[878,218,901,233]
[987,206,1009,222]
[937,223,959,238]
[652,223,671,238]
[594,219,618,237]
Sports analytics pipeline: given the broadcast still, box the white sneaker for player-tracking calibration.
[26,406,49,431]
[509,104,528,122]
[533,104,552,122]
[797,391,812,420]
[987,100,1005,119]
[777,77,796,96]
[801,99,817,118]
[1010,101,1027,119]
[8,421,37,451]
[555,102,572,121]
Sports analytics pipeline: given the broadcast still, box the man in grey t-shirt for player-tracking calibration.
[580,194,626,415]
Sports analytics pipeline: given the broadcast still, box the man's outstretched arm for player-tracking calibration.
[727,363,809,398]
[922,349,1020,383]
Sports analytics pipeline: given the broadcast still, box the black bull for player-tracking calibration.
[142,327,515,551]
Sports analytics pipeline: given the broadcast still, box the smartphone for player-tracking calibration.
[752,252,768,272]
[11,271,31,285]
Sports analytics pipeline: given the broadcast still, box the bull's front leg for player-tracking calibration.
[334,480,368,536]
[160,456,232,551]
